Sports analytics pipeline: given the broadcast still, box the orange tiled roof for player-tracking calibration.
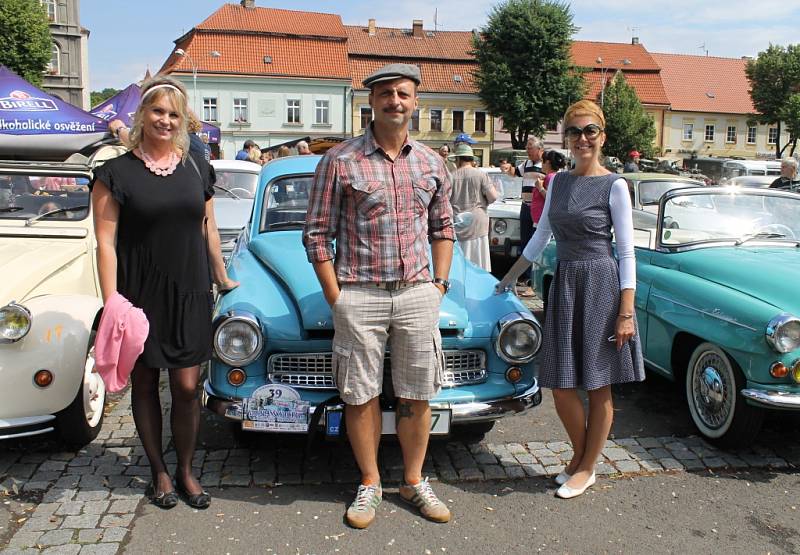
[196,3,346,38]
[582,70,670,106]
[571,41,661,70]
[651,52,755,114]
[160,32,350,80]
[349,57,477,94]
[345,24,474,61]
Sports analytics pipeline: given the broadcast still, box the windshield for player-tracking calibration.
[259,175,312,232]
[214,170,259,199]
[660,190,800,246]
[487,174,522,199]
[638,180,694,205]
[0,173,90,221]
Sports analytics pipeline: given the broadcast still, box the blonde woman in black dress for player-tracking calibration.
[497,100,644,499]
[92,76,237,509]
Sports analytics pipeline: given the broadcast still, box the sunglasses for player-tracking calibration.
[564,124,604,141]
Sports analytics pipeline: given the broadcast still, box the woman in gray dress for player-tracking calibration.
[496,100,644,499]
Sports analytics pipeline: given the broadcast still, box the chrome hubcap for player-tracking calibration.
[692,352,732,430]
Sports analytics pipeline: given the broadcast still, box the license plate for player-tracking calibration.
[241,384,310,433]
[325,408,451,436]
[242,420,309,432]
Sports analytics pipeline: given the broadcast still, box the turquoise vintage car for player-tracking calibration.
[202,155,543,438]
[532,186,800,447]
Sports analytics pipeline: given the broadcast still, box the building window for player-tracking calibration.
[203,98,217,122]
[704,124,715,142]
[233,98,248,123]
[360,107,372,129]
[747,126,757,144]
[286,99,301,124]
[475,111,486,133]
[314,100,329,125]
[47,43,60,75]
[408,109,419,132]
[726,125,736,143]
[545,121,558,132]
[768,127,778,145]
[452,110,464,132]
[430,109,442,132]
[41,0,56,21]
[682,123,693,141]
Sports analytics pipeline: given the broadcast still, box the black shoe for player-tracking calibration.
[145,482,178,509]
[176,478,211,510]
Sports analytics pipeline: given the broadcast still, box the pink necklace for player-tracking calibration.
[140,149,179,177]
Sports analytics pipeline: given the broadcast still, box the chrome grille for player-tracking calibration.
[267,350,486,390]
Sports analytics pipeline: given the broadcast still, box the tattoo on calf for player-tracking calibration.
[397,402,414,419]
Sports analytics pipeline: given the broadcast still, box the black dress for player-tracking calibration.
[91,151,216,368]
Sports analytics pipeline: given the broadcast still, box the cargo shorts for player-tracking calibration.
[330,281,445,406]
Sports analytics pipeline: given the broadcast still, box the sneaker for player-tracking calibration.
[399,477,451,523]
[345,484,382,529]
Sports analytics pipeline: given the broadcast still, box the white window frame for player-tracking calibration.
[726,125,736,144]
[286,98,301,124]
[359,106,372,129]
[682,123,693,141]
[429,108,443,132]
[408,109,420,132]
[768,127,778,145]
[452,109,465,132]
[704,124,715,142]
[233,97,249,123]
[41,0,56,22]
[747,126,757,144]
[203,97,218,122]
[475,111,487,133]
[314,99,330,125]
[47,42,60,75]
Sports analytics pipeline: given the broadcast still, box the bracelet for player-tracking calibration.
[618,313,633,319]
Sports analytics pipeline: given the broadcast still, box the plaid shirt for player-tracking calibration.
[303,125,455,284]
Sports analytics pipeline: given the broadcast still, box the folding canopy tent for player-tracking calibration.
[0,65,108,160]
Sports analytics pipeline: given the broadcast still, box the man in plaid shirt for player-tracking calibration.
[304,63,455,529]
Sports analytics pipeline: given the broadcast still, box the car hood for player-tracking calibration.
[673,247,800,313]
[0,238,87,302]
[487,199,521,218]
[247,231,469,330]
[213,198,254,231]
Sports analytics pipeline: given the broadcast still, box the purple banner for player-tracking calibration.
[90,83,140,125]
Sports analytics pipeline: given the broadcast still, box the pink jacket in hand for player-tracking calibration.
[95,292,149,392]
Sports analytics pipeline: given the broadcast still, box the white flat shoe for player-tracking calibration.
[555,472,596,499]
[554,470,572,486]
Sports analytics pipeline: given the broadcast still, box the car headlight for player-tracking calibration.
[493,219,508,235]
[213,311,264,366]
[766,313,800,354]
[495,313,542,364]
[0,302,32,343]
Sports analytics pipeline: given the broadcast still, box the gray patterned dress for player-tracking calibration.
[538,172,645,390]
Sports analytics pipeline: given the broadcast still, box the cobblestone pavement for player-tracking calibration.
[2,383,799,554]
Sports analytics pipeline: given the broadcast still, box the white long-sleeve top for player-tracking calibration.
[521,176,636,290]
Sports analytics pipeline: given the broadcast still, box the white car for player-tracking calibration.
[0,158,107,445]
[210,160,261,261]
[483,168,524,260]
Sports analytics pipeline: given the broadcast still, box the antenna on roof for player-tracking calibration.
[434,8,438,32]
[698,42,709,56]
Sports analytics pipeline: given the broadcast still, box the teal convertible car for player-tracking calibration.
[202,155,543,438]
[532,186,800,447]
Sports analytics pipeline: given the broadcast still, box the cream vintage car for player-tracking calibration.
[0,157,108,445]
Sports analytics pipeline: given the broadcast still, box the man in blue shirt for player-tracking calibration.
[235,140,258,161]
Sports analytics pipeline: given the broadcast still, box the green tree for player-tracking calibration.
[745,44,800,158]
[780,93,800,156]
[90,88,121,108]
[601,72,657,160]
[0,0,51,86]
[472,0,585,149]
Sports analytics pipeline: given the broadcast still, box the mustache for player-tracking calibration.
[382,107,405,114]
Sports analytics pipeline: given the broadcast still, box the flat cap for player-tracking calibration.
[362,63,421,88]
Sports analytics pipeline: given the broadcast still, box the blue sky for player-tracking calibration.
[82,0,800,91]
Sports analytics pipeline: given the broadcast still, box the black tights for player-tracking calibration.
[130,363,202,494]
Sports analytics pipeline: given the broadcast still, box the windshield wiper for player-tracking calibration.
[268,220,306,229]
[214,183,241,200]
[734,232,786,246]
[0,206,23,212]
[25,205,89,226]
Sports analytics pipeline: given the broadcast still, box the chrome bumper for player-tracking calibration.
[741,388,800,409]
[0,415,56,440]
[202,379,542,428]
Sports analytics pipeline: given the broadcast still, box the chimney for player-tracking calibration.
[631,36,639,45]
[368,18,376,36]
[240,0,255,8]
[412,19,423,39]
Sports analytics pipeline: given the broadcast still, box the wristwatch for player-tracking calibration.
[433,277,450,294]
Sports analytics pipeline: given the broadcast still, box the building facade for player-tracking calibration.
[346,20,493,166]
[40,0,90,109]
[160,1,351,159]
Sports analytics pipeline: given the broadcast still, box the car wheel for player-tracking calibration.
[56,332,106,446]
[685,342,763,448]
